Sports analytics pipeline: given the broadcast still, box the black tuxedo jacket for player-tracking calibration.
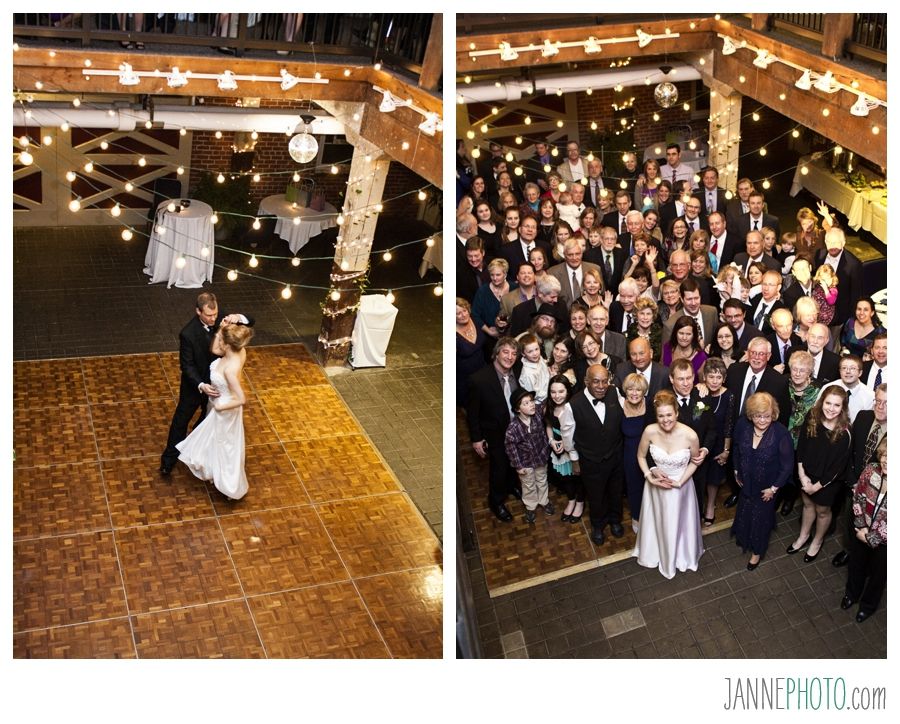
[725,199,748,232]
[765,332,804,369]
[850,410,879,481]
[584,245,628,295]
[457,262,490,304]
[725,362,791,427]
[179,311,255,391]
[608,300,633,335]
[465,363,513,444]
[570,390,624,465]
[781,282,813,314]
[735,212,781,245]
[601,211,629,234]
[676,389,717,452]
[748,295,786,334]
[498,239,552,283]
[813,249,864,326]
[693,188,728,218]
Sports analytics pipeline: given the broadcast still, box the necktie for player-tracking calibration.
[689,220,696,232]
[671,167,677,183]
[874,367,883,387]
[571,270,581,299]
[526,242,535,253]
[620,217,627,234]
[710,237,719,256]
[694,315,703,344]
[754,304,767,328]
[626,312,634,330]
[752,219,759,231]
[864,423,882,463]
[592,397,602,406]
[782,341,790,364]
[741,375,757,415]
[604,252,613,280]
[502,374,512,415]
[592,181,598,205]
[708,192,715,212]
[680,397,689,411]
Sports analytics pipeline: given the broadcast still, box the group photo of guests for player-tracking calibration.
[457,139,887,621]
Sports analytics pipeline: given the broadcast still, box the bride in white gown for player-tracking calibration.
[633,389,705,579]
[176,323,253,499]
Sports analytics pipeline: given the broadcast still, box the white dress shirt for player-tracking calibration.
[583,389,607,423]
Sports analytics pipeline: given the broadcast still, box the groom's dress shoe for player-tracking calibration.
[159,464,173,476]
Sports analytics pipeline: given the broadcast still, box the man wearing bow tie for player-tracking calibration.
[160,292,254,475]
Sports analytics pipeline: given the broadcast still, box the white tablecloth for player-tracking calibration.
[258,194,338,254]
[419,232,443,277]
[350,294,398,368]
[790,155,887,242]
[143,199,215,288]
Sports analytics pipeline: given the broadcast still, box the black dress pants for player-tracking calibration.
[485,431,518,507]
[161,380,207,467]
[581,457,623,530]
[845,537,886,615]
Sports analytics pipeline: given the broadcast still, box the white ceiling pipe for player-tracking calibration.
[534,62,702,94]
[458,78,535,103]
[12,105,345,135]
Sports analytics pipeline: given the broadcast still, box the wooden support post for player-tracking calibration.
[750,14,770,32]
[316,142,390,367]
[707,84,742,194]
[419,13,443,93]
[821,14,854,59]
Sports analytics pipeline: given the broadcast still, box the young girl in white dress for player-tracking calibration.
[177,323,254,499]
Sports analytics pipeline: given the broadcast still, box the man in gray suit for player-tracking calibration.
[663,278,718,347]
[586,304,626,361]
[547,238,602,308]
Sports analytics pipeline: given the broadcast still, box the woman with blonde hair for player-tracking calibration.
[177,323,254,500]
[793,296,819,343]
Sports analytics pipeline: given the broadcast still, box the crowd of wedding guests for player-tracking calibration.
[456,138,888,622]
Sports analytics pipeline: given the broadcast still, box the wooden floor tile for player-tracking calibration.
[242,392,280,445]
[244,344,327,391]
[13,405,98,468]
[91,398,174,461]
[13,358,87,409]
[102,456,216,528]
[115,519,243,613]
[131,600,265,658]
[355,567,443,659]
[473,492,599,593]
[157,351,182,392]
[283,434,399,503]
[219,507,348,595]
[317,493,441,578]
[211,443,310,515]
[258,385,358,441]
[248,583,389,658]
[81,353,173,404]
[14,462,109,539]
[14,531,128,631]
[14,619,136,659]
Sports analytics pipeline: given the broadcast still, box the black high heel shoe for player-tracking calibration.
[747,557,762,571]
[786,535,811,555]
[804,543,822,563]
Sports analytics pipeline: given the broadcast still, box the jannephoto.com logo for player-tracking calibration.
[724,677,886,711]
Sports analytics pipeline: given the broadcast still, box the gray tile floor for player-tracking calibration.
[468,515,886,659]
[14,220,443,540]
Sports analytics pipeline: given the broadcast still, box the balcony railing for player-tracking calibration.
[849,14,887,64]
[12,13,433,76]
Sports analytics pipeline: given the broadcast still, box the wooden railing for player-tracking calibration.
[848,14,887,64]
[12,13,434,77]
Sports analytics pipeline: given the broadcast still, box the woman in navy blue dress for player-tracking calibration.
[456,298,487,407]
[731,392,794,570]
[620,372,653,531]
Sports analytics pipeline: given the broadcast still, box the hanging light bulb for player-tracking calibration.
[138,157,147,167]
[330,290,341,301]
[99,140,109,150]
[386,290,395,304]
[210,213,218,225]
[252,218,261,230]
[426,237,435,247]
[217,173,225,183]
[330,165,338,174]
[227,269,238,281]
[433,285,444,297]
[72,97,81,108]
[292,217,300,226]
[84,161,94,173]
[175,255,187,269]
[248,254,259,268]
[524,116,532,125]
[762,179,771,190]
[292,172,301,182]
[383,251,393,262]
[110,204,121,217]
[252,173,261,182]
[291,257,301,266]
[61,122,70,132]
[68,198,81,212]
[336,214,344,225]
[471,147,481,159]
[375,203,383,212]
[125,182,134,192]
[121,229,133,241]
[179,128,187,136]
[200,246,210,257]
[176,166,185,175]
[281,285,292,300]
[18,150,34,165]
[418,190,427,201]
[66,171,77,182]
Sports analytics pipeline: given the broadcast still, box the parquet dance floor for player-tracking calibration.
[13,344,442,658]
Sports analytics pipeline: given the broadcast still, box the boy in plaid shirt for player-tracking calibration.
[505,388,554,524]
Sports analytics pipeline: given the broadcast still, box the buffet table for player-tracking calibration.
[257,194,338,254]
[790,155,887,242]
[143,199,215,288]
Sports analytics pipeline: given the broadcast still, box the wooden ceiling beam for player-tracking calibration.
[714,52,886,167]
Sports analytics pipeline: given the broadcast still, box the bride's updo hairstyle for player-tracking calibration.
[653,389,677,414]
[222,324,254,351]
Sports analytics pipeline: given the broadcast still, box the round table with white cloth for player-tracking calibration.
[257,194,338,254]
[143,199,215,288]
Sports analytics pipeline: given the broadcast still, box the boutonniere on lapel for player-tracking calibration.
[692,400,709,421]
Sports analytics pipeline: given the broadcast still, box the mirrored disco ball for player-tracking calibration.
[654,81,678,109]
[288,132,319,163]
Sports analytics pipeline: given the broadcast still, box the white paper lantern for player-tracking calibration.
[288,132,318,164]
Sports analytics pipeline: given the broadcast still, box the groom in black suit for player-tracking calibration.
[160,292,254,474]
